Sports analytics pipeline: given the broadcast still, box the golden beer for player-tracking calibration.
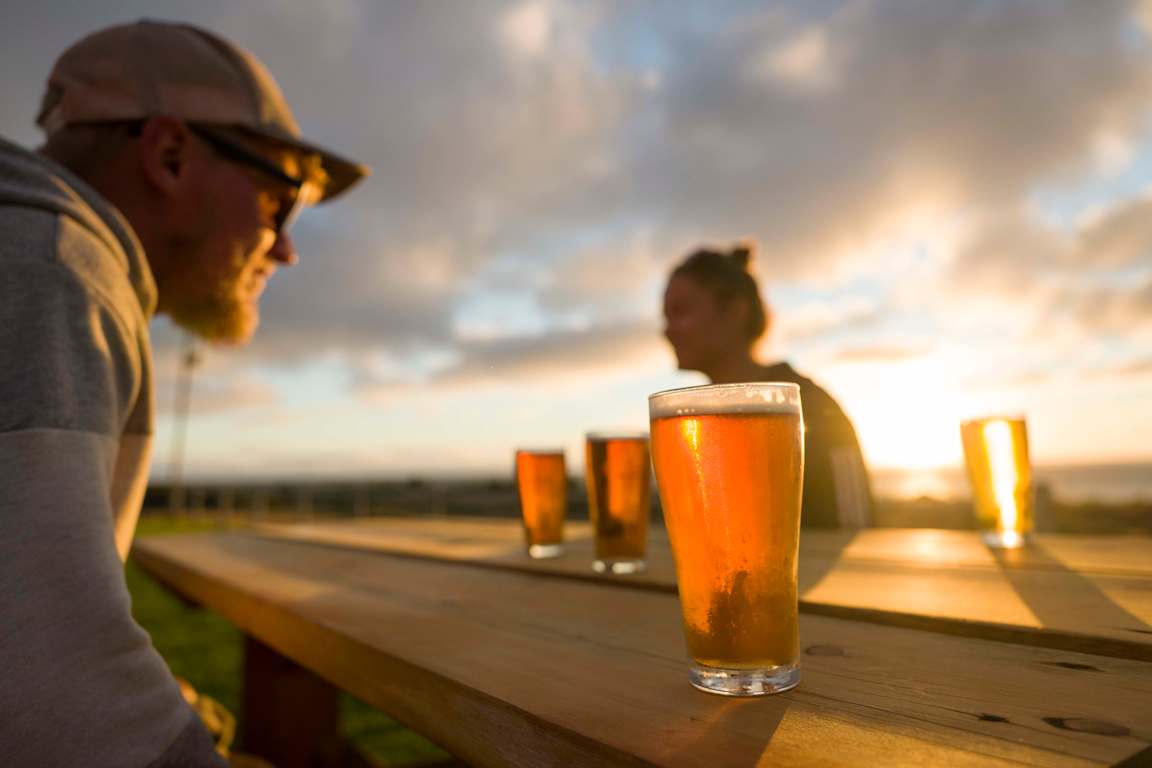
[585,433,651,574]
[960,416,1033,549]
[515,450,567,558]
[649,382,803,696]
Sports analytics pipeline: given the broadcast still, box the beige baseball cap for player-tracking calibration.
[36,19,369,202]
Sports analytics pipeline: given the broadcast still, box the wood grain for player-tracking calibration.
[134,532,1152,767]
[254,518,1152,659]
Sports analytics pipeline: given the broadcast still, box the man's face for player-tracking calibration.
[159,128,307,344]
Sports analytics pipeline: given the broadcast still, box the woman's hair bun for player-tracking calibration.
[729,241,756,271]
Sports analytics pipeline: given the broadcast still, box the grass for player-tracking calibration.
[127,516,452,767]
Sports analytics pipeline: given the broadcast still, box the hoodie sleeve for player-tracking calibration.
[0,206,219,767]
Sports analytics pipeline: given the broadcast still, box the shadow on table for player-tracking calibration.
[798,530,860,599]
[653,695,790,765]
[990,541,1151,641]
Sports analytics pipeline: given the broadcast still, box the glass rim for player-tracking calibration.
[585,431,649,441]
[959,413,1027,426]
[647,381,800,402]
[514,447,566,456]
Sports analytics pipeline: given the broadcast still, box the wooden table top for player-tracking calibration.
[254,517,1152,661]
[133,520,1152,767]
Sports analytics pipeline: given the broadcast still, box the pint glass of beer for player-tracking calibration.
[649,382,803,696]
[585,433,651,574]
[515,449,568,558]
[960,416,1033,549]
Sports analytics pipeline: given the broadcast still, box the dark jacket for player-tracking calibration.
[761,362,874,528]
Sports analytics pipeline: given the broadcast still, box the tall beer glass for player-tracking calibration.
[515,450,567,558]
[649,382,803,696]
[585,433,651,574]
[960,416,1033,549]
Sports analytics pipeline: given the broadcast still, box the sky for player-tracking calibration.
[2,0,1150,480]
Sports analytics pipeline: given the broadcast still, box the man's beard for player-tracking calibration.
[159,224,264,344]
[165,282,259,344]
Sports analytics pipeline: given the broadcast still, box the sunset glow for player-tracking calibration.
[825,357,972,470]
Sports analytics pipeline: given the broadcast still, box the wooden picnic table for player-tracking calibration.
[133,517,1152,767]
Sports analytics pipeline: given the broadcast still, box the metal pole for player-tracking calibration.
[168,333,200,517]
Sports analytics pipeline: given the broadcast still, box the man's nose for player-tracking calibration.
[269,231,298,266]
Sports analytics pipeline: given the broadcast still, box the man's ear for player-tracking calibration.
[136,116,192,195]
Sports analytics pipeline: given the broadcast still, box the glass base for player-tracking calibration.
[528,543,564,559]
[981,530,1029,549]
[689,662,800,697]
[593,558,646,574]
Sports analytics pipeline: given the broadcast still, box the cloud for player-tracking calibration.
[537,230,662,318]
[353,320,662,395]
[501,1,553,57]
[1078,195,1152,267]
[829,344,929,364]
[1069,279,1152,333]
[1094,356,1152,377]
[183,376,280,416]
[246,227,463,361]
[947,212,1072,298]
[752,26,835,92]
[626,0,1152,280]
[150,327,282,415]
[962,368,1053,390]
[777,303,883,345]
[5,0,1152,418]
[940,188,1152,345]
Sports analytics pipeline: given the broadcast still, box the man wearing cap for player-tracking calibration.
[0,20,368,767]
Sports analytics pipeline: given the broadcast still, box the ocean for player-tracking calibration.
[872,462,1152,504]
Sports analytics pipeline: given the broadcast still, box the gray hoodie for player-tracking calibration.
[0,136,223,767]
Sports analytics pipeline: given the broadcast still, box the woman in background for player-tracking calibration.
[662,243,873,528]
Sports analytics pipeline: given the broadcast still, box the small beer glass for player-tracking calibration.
[960,415,1033,549]
[584,432,651,574]
[515,449,568,558]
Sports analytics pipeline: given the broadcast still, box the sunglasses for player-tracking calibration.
[189,124,322,234]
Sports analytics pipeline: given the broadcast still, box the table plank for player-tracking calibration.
[254,518,1152,660]
[259,518,1152,576]
[134,532,1152,768]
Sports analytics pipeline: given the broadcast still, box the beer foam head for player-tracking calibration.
[586,431,649,442]
[648,382,801,419]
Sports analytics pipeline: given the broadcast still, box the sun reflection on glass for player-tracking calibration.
[981,420,1019,534]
